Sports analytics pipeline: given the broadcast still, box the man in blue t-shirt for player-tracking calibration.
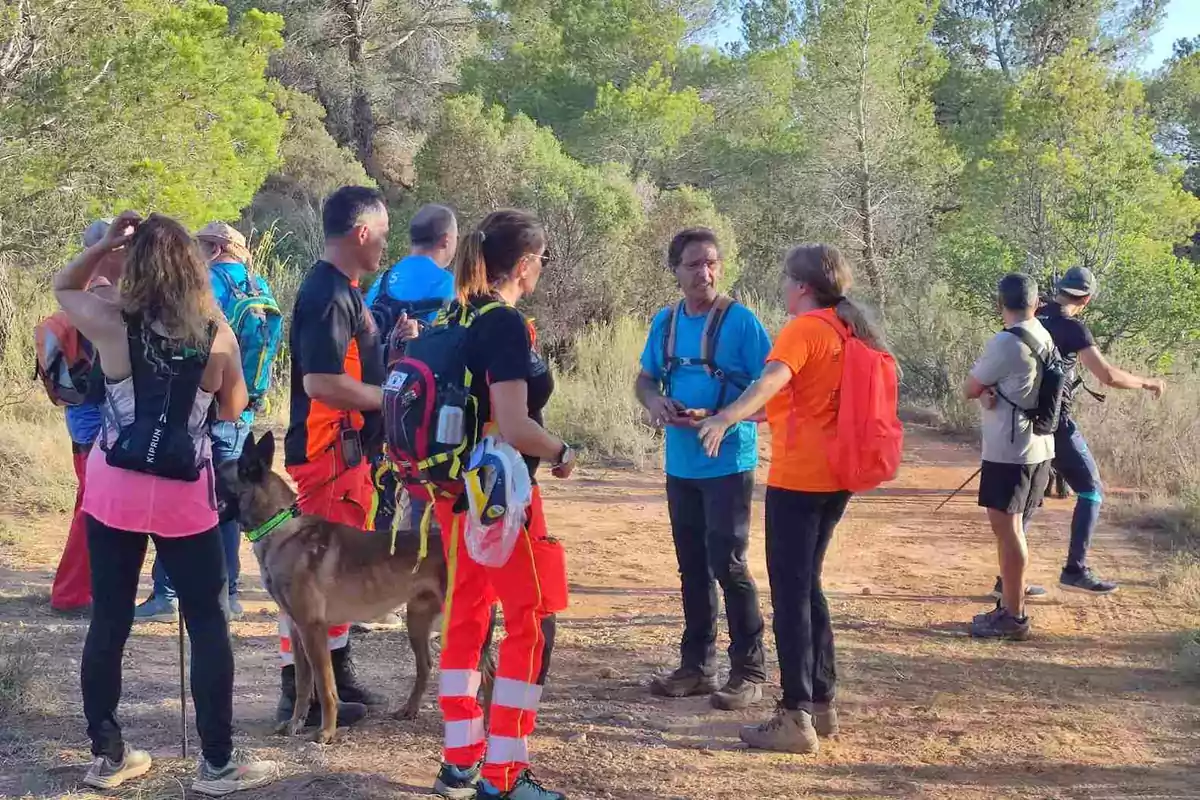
[635,227,771,712]
[134,222,256,624]
[364,203,458,322]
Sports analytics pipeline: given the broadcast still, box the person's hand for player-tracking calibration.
[393,311,420,343]
[551,445,576,479]
[980,387,998,410]
[100,211,141,252]
[1143,378,1166,400]
[646,395,687,428]
[697,414,733,458]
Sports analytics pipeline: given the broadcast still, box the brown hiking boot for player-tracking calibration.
[649,667,718,698]
[710,675,764,711]
[813,703,839,737]
[740,707,819,754]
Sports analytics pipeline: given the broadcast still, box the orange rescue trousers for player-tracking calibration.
[436,487,569,792]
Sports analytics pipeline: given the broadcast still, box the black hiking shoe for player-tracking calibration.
[649,667,719,698]
[710,675,764,711]
[1059,568,1118,595]
[988,576,1047,601]
[433,761,482,799]
[332,643,385,706]
[275,664,368,728]
[970,605,1031,641]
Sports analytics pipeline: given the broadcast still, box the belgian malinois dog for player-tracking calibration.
[219,431,478,744]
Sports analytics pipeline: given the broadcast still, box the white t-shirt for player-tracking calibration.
[970,318,1056,465]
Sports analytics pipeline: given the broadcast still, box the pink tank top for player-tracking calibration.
[81,375,219,538]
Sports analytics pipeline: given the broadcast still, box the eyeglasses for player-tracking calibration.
[529,251,551,264]
[681,258,721,272]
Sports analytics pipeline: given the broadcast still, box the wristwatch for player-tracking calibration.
[552,442,576,469]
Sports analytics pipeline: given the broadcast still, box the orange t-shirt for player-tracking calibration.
[765,310,845,492]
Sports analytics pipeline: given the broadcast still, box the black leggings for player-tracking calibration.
[82,516,233,766]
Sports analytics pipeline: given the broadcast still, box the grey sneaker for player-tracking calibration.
[433,761,481,799]
[192,749,280,797]
[1060,568,1118,595]
[133,594,178,624]
[649,667,719,698]
[740,706,820,754]
[988,576,1047,601]
[82,748,152,789]
[970,605,1031,641]
[227,594,244,620]
[710,676,764,711]
[475,770,566,800]
[813,703,839,737]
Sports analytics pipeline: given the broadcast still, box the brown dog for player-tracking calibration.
[220,431,491,744]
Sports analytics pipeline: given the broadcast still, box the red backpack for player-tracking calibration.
[814,310,903,492]
[33,311,105,407]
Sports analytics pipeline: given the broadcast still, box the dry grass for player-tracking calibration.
[0,630,51,720]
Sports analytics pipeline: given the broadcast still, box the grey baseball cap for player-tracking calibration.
[1057,266,1097,297]
[82,219,112,248]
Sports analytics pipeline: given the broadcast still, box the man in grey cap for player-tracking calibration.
[1015,266,1165,596]
[50,220,124,615]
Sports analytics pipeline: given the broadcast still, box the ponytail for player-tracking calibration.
[785,243,890,354]
[452,210,546,303]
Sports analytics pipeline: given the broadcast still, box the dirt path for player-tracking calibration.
[1,426,1198,799]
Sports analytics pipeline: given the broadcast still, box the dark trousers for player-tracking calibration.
[665,472,766,682]
[1023,418,1103,574]
[82,516,233,767]
[764,487,852,711]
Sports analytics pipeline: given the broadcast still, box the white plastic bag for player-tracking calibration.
[462,436,533,568]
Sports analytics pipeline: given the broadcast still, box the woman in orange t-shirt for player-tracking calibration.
[698,244,889,755]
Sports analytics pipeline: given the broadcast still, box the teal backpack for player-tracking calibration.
[213,264,284,410]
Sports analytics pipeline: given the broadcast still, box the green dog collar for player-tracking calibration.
[244,505,300,543]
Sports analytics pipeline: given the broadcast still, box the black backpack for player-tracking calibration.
[103,315,215,482]
[368,266,449,371]
[660,294,750,411]
[996,326,1067,436]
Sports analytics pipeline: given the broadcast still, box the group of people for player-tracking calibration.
[45,180,1160,799]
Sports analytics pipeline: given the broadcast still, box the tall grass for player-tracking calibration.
[544,317,660,469]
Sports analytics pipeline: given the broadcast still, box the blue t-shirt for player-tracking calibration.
[209,261,256,425]
[640,302,771,480]
[364,254,455,323]
[65,403,102,446]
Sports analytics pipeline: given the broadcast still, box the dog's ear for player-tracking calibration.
[258,431,276,472]
[238,433,264,483]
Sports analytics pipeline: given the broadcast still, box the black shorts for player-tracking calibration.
[978,460,1052,516]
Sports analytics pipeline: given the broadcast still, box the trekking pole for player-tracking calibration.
[934,466,982,512]
[178,616,188,759]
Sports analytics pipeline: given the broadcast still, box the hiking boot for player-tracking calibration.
[133,594,178,624]
[813,703,839,737]
[82,747,152,790]
[649,667,718,698]
[227,594,244,620]
[352,611,404,633]
[331,643,385,706]
[710,675,764,711]
[739,706,820,754]
[275,664,368,728]
[192,749,280,797]
[475,770,566,800]
[987,576,1047,601]
[969,605,1031,641]
[1060,568,1118,595]
[434,761,482,799]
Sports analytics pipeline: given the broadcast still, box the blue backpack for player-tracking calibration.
[213,265,284,410]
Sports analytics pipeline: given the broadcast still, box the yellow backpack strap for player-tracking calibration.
[410,483,437,573]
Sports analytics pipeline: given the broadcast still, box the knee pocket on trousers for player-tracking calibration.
[532,538,569,614]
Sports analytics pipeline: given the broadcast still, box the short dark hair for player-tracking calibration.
[998,272,1038,312]
[322,186,386,239]
[410,204,457,248]
[667,227,720,269]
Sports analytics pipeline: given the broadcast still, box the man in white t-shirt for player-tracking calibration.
[964,273,1056,640]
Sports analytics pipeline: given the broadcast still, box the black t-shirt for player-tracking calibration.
[285,261,385,466]
[1037,301,1096,417]
[462,294,555,479]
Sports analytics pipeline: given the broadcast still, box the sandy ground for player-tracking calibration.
[1,425,1198,799]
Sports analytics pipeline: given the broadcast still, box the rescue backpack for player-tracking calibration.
[382,300,504,502]
[33,311,105,407]
[996,326,1067,436]
[813,310,903,493]
[661,294,750,411]
[212,264,283,410]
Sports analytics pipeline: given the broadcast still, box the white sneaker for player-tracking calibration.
[83,748,152,790]
[192,749,280,797]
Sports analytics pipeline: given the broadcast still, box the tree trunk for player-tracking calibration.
[339,0,376,174]
[854,1,885,310]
